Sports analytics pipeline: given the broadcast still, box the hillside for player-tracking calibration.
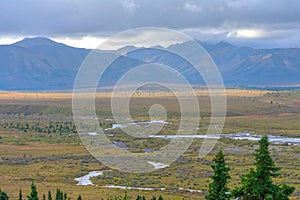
[0,37,300,90]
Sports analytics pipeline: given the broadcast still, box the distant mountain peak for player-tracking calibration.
[13,37,64,48]
[215,41,236,48]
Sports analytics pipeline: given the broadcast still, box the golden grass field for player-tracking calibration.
[0,89,269,99]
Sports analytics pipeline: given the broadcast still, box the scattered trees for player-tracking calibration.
[0,121,76,135]
[0,186,166,200]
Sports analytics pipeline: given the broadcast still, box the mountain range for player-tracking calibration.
[1,37,300,91]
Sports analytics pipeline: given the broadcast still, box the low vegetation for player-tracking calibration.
[0,90,299,199]
[0,136,295,200]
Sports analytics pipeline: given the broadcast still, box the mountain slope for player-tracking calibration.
[0,37,90,90]
[0,37,300,90]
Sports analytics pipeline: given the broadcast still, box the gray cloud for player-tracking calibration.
[181,2,202,12]
[121,0,140,15]
[0,0,300,47]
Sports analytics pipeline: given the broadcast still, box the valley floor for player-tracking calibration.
[0,89,299,199]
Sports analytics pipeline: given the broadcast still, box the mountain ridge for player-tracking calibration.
[0,37,300,90]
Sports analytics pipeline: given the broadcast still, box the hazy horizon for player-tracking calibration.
[3,36,300,51]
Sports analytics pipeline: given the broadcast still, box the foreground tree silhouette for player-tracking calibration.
[47,191,52,200]
[136,195,146,200]
[232,135,295,199]
[0,190,9,200]
[205,150,231,200]
[28,182,38,200]
[19,189,22,200]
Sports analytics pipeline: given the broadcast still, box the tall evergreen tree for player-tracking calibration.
[76,195,82,200]
[27,182,38,200]
[19,189,22,200]
[232,135,295,199]
[47,191,52,200]
[55,189,63,200]
[205,150,231,200]
[136,195,142,200]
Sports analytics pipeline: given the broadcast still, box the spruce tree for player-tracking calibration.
[48,191,52,200]
[28,182,38,200]
[136,195,142,200]
[205,150,231,200]
[19,189,22,200]
[232,135,295,199]
[55,189,64,200]
[76,195,82,200]
[55,189,59,200]
[0,190,9,200]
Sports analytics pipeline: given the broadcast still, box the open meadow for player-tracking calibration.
[0,89,300,199]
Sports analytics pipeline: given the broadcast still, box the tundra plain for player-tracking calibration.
[0,89,299,199]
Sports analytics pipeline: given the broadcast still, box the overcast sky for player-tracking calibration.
[0,0,300,49]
